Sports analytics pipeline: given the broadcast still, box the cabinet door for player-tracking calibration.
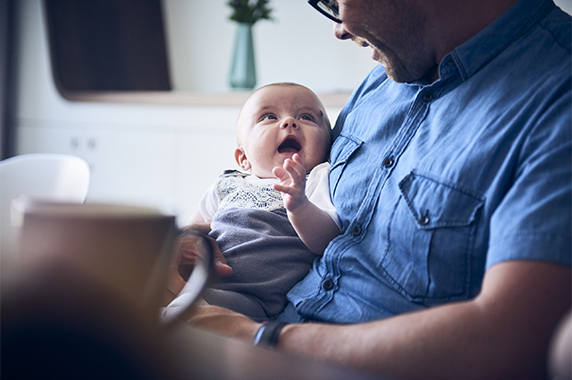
[15,125,177,213]
[16,126,85,156]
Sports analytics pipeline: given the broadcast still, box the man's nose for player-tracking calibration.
[281,117,298,129]
[333,22,352,40]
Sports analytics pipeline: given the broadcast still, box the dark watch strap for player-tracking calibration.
[252,321,287,348]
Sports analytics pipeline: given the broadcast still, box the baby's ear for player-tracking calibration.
[234,148,251,171]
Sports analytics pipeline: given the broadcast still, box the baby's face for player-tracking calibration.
[235,85,331,178]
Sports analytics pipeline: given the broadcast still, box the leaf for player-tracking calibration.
[227,0,273,25]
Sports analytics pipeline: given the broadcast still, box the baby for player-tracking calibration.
[170,83,340,321]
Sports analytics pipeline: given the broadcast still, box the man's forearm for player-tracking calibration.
[275,261,571,380]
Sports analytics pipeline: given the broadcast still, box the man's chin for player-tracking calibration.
[371,47,381,62]
[379,59,421,84]
[372,48,392,71]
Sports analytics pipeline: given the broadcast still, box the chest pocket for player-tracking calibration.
[380,171,484,303]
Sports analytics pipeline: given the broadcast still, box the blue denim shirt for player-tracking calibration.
[280,0,571,324]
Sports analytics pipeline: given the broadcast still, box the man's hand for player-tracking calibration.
[166,225,233,300]
[273,153,309,212]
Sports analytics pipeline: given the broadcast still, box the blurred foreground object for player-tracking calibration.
[549,310,572,380]
[1,257,177,380]
[1,201,213,378]
[0,153,90,257]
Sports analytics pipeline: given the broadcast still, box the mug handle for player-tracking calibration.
[160,229,213,326]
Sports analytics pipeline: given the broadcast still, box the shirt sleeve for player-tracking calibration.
[487,94,572,269]
[306,162,341,230]
[197,181,219,224]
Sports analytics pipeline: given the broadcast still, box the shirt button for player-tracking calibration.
[352,225,362,236]
[382,156,394,168]
[423,91,434,102]
[418,214,430,226]
[322,279,334,291]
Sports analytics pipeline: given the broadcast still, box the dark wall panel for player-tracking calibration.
[44,0,171,92]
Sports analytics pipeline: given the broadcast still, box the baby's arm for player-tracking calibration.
[273,154,340,254]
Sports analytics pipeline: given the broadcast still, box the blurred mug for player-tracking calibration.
[12,200,212,326]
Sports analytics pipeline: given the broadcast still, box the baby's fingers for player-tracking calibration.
[283,159,305,185]
[292,154,307,174]
[292,153,305,167]
[272,166,290,183]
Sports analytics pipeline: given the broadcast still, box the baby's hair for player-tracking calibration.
[255,82,310,92]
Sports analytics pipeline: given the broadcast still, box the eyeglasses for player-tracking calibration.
[308,0,341,23]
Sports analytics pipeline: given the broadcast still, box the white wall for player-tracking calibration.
[162,0,571,92]
[556,0,572,14]
[162,0,377,93]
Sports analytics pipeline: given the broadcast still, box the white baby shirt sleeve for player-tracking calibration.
[306,162,341,230]
[197,182,219,223]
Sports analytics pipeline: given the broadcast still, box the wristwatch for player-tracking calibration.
[251,321,287,348]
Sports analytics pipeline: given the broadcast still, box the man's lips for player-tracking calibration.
[372,48,379,61]
[278,136,302,154]
[352,37,380,62]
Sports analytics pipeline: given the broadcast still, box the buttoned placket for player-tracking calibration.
[304,80,447,313]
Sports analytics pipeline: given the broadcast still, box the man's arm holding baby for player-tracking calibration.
[186,261,570,380]
[273,154,340,254]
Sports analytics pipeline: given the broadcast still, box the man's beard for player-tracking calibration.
[354,38,432,84]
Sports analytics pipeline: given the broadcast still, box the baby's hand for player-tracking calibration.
[273,153,308,211]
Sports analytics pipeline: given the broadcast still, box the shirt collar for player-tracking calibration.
[450,0,556,82]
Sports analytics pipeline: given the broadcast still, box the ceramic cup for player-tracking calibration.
[13,200,212,325]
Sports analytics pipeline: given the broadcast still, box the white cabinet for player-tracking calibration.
[16,125,177,214]
[14,121,242,227]
[16,125,84,156]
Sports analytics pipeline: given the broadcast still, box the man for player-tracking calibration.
[181,0,571,378]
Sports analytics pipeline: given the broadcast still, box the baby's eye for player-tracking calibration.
[261,114,277,121]
[300,114,315,122]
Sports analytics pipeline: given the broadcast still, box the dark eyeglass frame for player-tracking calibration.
[308,0,341,23]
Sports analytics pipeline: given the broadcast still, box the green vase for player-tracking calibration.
[229,23,256,90]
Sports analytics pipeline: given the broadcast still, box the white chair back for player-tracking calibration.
[0,153,90,257]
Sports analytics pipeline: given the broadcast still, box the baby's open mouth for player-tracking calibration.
[278,136,302,153]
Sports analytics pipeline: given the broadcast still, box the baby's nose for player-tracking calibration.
[281,117,298,129]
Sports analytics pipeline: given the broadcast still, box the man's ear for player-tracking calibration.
[235,148,251,171]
